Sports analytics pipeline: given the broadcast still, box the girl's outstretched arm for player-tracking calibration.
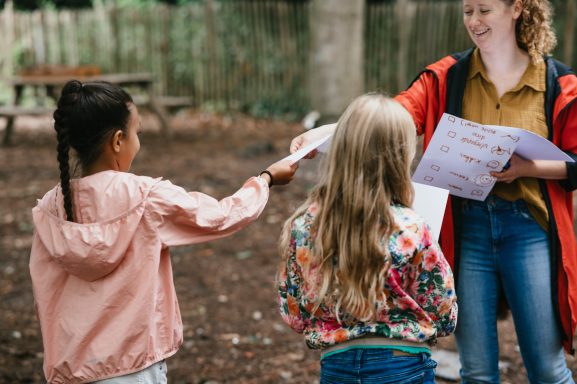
[149,160,297,247]
[260,159,299,186]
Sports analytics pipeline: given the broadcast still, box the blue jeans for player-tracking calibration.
[320,348,437,384]
[455,196,574,384]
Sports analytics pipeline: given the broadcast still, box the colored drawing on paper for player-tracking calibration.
[501,134,520,142]
[460,153,481,164]
[491,145,512,156]
[486,160,500,169]
[473,174,495,187]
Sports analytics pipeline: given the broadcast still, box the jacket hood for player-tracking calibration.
[32,172,158,282]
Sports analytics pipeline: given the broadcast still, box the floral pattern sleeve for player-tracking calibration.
[277,218,309,334]
[408,221,458,337]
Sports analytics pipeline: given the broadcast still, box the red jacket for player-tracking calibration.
[395,48,577,354]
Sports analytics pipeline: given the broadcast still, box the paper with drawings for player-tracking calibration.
[487,124,573,161]
[412,113,574,201]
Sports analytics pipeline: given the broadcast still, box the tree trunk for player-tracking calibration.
[309,0,365,121]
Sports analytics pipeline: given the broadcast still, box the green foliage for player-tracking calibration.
[111,0,178,7]
[2,0,204,9]
[0,86,10,105]
[107,0,206,7]
[1,0,92,9]
[166,1,310,119]
[247,96,309,122]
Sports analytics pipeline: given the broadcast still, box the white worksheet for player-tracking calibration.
[412,113,573,201]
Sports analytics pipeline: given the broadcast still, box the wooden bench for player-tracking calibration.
[132,95,194,112]
[5,73,175,142]
[157,96,194,110]
[0,106,54,146]
[0,91,192,145]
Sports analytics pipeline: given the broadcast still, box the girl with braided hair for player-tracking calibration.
[290,0,577,383]
[30,80,298,383]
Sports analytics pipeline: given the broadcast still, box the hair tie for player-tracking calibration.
[259,170,274,187]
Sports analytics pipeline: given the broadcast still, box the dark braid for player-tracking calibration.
[54,80,83,222]
[53,80,133,222]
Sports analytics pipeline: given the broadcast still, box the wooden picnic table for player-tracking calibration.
[1,72,171,145]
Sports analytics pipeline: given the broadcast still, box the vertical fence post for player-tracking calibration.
[564,0,575,68]
[0,0,15,105]
[204,0,217,104]
[309,0,365,121]
[1,0,15,79]
[395,0,416,92]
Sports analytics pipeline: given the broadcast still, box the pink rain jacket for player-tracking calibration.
[29,170,269,383]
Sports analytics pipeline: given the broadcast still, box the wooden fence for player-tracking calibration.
[365,0,576,94]
[0,1,311,115]
[0,0,575,116]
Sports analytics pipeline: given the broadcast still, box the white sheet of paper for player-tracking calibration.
[316,131,333,153]
[412,182,448,241]
[486,125,574,162]
[412,114,574,201]
[283,131,334,164]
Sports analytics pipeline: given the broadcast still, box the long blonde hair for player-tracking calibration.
[278,94,416,323]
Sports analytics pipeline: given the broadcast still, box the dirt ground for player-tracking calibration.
[1,111,576,383]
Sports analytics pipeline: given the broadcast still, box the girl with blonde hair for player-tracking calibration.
[291,1,577,382]
[278,93,458,383]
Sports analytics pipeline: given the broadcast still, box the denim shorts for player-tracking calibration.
[320,348,437,384]
[90,360,167,384]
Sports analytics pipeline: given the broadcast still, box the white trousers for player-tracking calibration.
[91,360,168,384]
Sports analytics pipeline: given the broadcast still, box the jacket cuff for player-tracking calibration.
[559,155,577,191]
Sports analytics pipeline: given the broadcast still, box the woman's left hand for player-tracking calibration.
[491,154,568,183]
[490,154,533,183]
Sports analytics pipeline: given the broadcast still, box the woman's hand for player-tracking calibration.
[490,154,532,183]
[264,159,299,186]
[289,123,337,159]
[490,154,568,183]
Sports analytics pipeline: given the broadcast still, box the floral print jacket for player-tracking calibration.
[278,203,458,349]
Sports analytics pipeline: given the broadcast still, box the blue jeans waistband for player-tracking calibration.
[462,195,529,212]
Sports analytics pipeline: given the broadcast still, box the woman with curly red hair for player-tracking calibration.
[291,1,577,382]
